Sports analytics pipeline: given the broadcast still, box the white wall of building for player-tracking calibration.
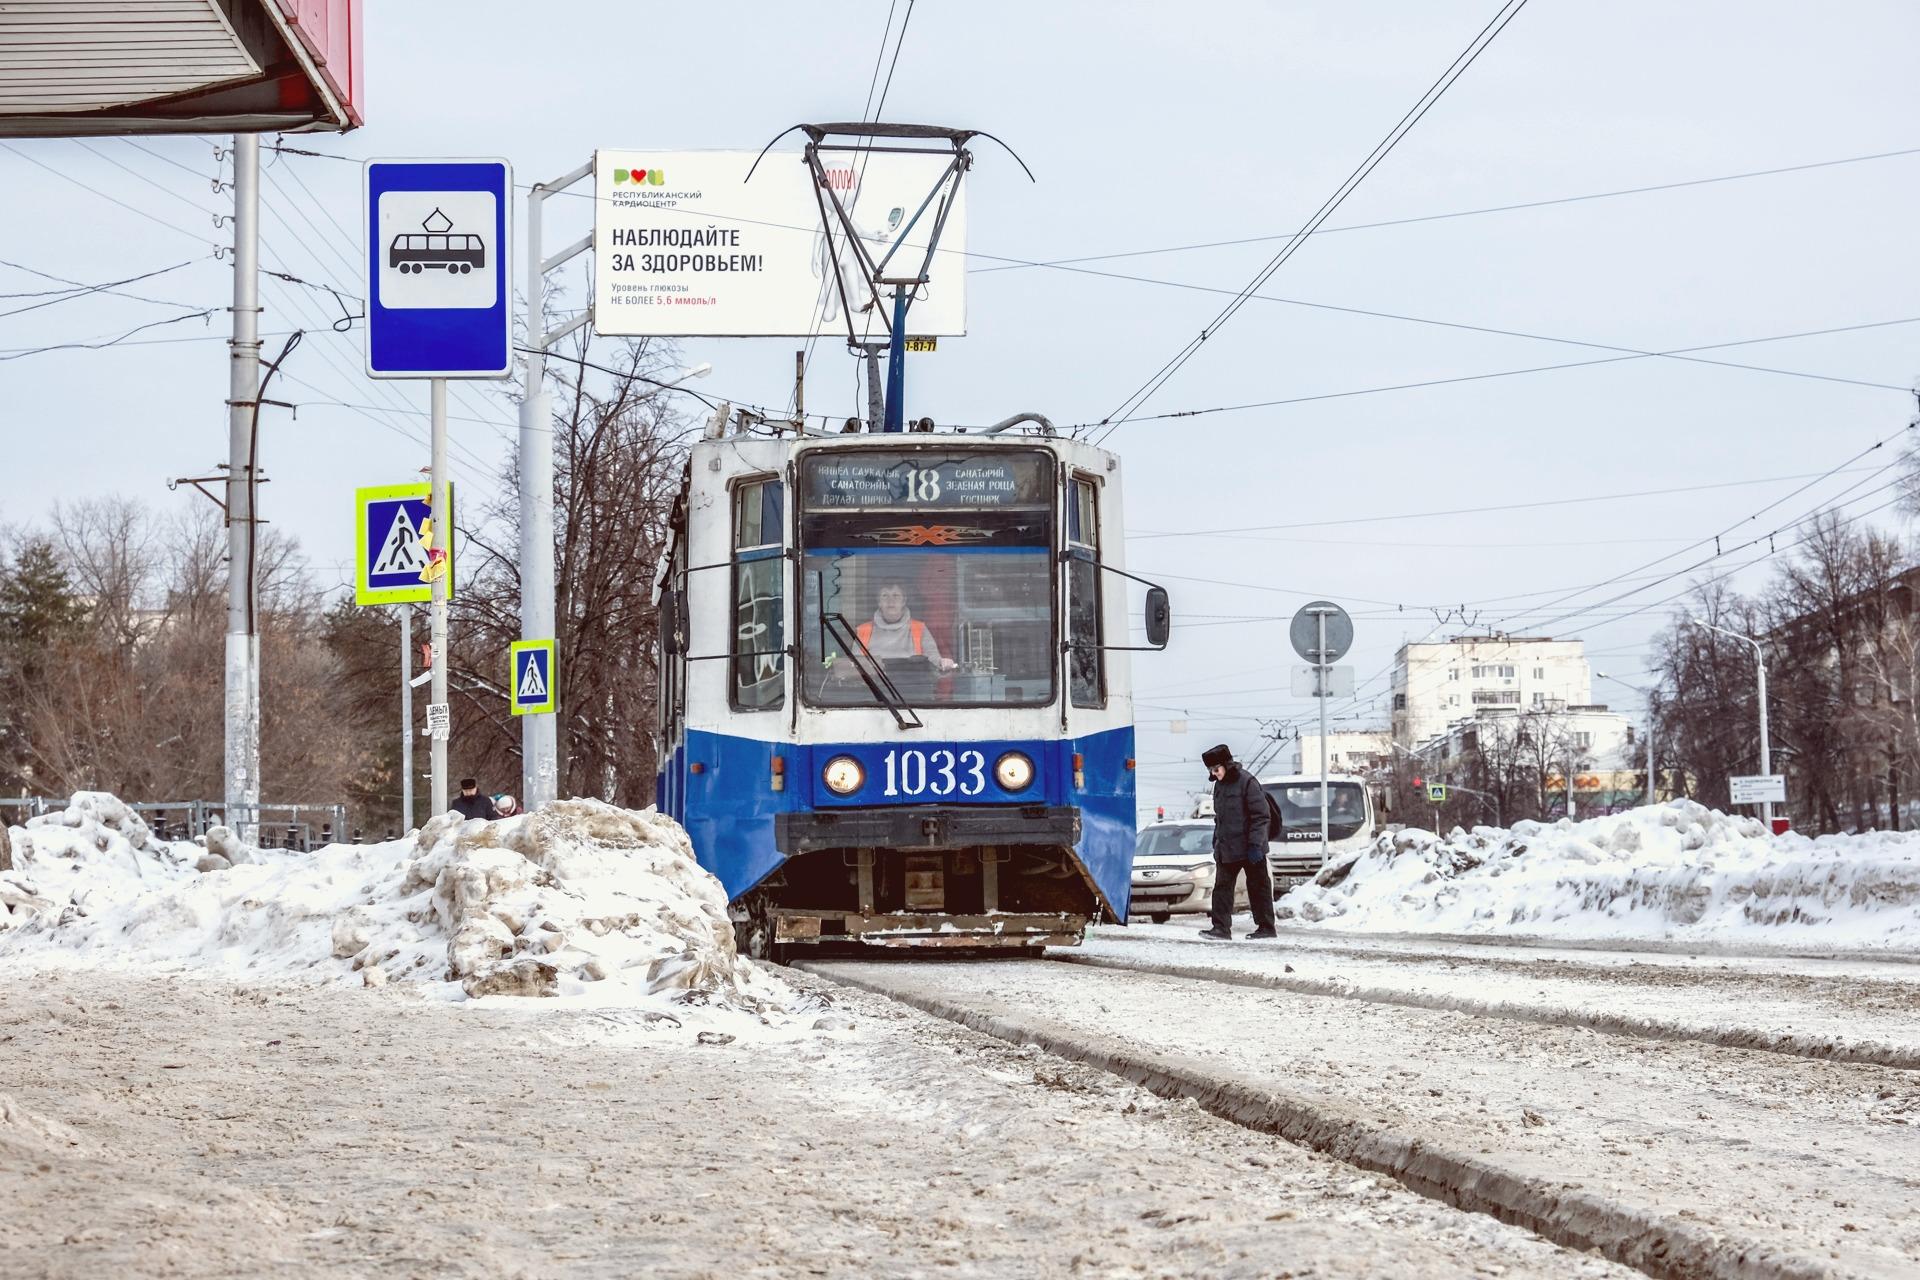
[1285,729,1391,777]
[1391,637,1593,747]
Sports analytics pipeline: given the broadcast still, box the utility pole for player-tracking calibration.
[1698,621,1774,828]
[861,341,885,429]
[224,132,260,843]
[519,160,592,811]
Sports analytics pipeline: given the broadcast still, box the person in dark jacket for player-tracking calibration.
[451,778,501,822]
[1199,744,1276,940]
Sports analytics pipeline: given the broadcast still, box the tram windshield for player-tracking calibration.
[799,448,1055,708]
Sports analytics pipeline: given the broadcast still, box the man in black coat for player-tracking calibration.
[451,778,501,822]
[1199,743,1277,940]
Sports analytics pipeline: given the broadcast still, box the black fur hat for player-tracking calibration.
[1201,744,1234,771]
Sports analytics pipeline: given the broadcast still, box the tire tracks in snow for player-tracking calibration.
[799,959,1875,1280]
[1055,951,1920,1072]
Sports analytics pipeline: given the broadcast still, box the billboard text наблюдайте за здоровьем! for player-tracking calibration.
[591,149,966,339]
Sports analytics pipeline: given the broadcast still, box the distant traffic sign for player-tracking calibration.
[355,483,454,606]
[1729,774,1786,805]
[1289,601,1353,664]
[364,158,512,379]
[510,639,557,716]
[1427,783,1449,803]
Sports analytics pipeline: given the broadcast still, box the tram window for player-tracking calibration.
[731,478,785,711]
[1068,476,1104,708]
[801,551,1053,708]
[796,448,1056,709]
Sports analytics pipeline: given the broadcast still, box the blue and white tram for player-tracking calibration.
[655,426,1169,957]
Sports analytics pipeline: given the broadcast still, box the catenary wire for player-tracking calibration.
[1096,0,1535,441]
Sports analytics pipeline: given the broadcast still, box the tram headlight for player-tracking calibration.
[994,751,1035,792]
[822,755,865,796]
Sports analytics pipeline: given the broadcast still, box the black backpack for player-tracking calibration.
[1262,788,1284,845]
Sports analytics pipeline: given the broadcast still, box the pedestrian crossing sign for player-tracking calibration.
[510,638,556,716]
[355,483,455,606]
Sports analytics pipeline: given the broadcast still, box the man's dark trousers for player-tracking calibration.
[1209,856,1276,934]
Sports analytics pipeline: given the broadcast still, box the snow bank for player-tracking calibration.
[1,793,795,1031]
[1279,800,1920,947]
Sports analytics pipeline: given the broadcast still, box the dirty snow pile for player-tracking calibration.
[1,793,795,1028]
[1279,799,1920,946]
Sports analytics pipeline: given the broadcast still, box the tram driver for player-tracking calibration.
[856,580,959,672]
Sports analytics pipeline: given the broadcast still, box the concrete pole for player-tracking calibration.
[399,606,413,832]
[519,185,558,810]
[1646,694,1657,805]
[430,379,450,817]
[224,133,260,843]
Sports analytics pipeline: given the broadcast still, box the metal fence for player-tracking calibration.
[0,798,361,850]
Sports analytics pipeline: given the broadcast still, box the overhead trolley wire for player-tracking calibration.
[969,144,1920,276]
[1483,421,1917,632]
[1095,0,1536,443]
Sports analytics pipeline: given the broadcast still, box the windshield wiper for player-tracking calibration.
[825,612,923,729]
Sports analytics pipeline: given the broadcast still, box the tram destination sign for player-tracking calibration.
[802,452,1050,510]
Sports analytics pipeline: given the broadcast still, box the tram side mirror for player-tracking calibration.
[1144,586,1172,649]
[660,588,688,657]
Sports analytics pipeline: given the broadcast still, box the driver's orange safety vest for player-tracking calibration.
[856,620,925,655]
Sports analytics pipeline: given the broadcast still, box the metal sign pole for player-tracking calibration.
[1317,610,1330,860]
[429,379,450,817]
[1756,646,1773,828]
[399,605,413,832]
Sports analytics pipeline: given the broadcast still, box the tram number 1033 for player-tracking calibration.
[882,748,988,798]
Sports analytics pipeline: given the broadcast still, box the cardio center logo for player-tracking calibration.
[612,167,666,186]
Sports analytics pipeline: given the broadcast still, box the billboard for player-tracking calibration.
[591,149,966,338]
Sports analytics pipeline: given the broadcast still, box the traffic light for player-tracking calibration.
[1156,806,1165,821]
[1412,776,1423,789]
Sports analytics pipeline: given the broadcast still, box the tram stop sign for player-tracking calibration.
[1289,600,1353,664]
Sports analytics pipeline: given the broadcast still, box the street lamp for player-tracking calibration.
[660,362,713,388]
[1689,619,1774,827]
[1596,672,1659,808]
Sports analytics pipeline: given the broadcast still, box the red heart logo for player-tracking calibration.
[634,170,648,184]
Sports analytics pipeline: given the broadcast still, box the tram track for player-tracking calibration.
[798,955,1920,1280]
[1051,949,1920,1072]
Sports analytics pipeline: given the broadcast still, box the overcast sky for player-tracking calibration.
[3,0,1917,818]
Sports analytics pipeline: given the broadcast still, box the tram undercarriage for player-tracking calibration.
[731,805,1106,957]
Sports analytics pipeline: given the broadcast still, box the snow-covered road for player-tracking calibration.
[810,937,1920,1279]
[0,967,1635,1279]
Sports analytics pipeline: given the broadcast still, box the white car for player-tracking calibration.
[1128,820,1247,923]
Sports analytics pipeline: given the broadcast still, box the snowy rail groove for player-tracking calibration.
[804,945,1920,1280]
[1066,928,1920,1071]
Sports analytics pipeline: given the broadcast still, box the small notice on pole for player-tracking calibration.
[425,702,451,741]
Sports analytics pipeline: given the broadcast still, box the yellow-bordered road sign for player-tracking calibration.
[510,638,557,716]
[355,482,455,606]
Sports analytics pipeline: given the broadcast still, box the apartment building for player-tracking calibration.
[1285,729,1392,777]
[1390,636,1592,746]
